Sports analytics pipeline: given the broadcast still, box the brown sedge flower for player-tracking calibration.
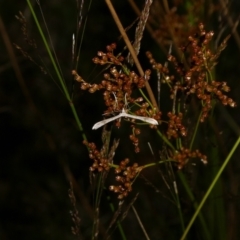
[109,158,142,199]
[172,147,207,169]
[166,112,187,139]
[74,43,161,134]
[129,125,141,153]
[147,23,236,123]
[83,140,110,172]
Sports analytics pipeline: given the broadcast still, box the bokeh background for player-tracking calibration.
[1,0,240,239]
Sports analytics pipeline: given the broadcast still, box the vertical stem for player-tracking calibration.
[180,136,240,240]
[105,0,158,109]
[26,0,87,142]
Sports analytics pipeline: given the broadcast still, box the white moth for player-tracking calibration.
[92,108,158,130]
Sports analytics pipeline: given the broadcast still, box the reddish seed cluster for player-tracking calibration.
[73,43,161,131]
[92,43,124,66]
[100,68,149,114]
[147,23,236,122]
[129,126,141,153]
[109,158,142,199]
[92,43,150,111]
[146,51,170,74]
[83,140,142,199]
[188,79,236,122]
[150,0,205,48]
[146,51,176,84]
[166,112,187,139]
[171,24,235,120]
[133,102,162,127]
[72,67,151,114]
[72,70,101,93]
[73,44,151,109]
[173,147,207,169]
[83,140,110,172]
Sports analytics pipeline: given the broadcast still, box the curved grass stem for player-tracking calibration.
[157,129,175,151]
[189,110,202,150]
[180,136,240,240]
[26,0,87,142]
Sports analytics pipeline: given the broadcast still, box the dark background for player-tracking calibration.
[1,0,240,239]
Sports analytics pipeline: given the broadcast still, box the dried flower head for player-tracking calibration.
[172,147,207,169]
[83,140,110,172]
[110,159,142,199]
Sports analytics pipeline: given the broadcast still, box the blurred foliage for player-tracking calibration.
[0,0,240,239]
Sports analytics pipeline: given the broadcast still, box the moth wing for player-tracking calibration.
[92,115,121,130]
[123,113,158,125]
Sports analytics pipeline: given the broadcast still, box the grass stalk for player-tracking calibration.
[105,0,158,109]
[26,0,87,141]
[180,136,240,240]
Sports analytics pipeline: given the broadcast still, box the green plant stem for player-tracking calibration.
[180,136,240,240]
[26,0,87,142]
[157,129,175,151]
[208,132,226,240]
[189,110,202,150]
[178,171,211,240]
[142,159,174,169]
[138,88,155,109]
[107,195,127,240]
